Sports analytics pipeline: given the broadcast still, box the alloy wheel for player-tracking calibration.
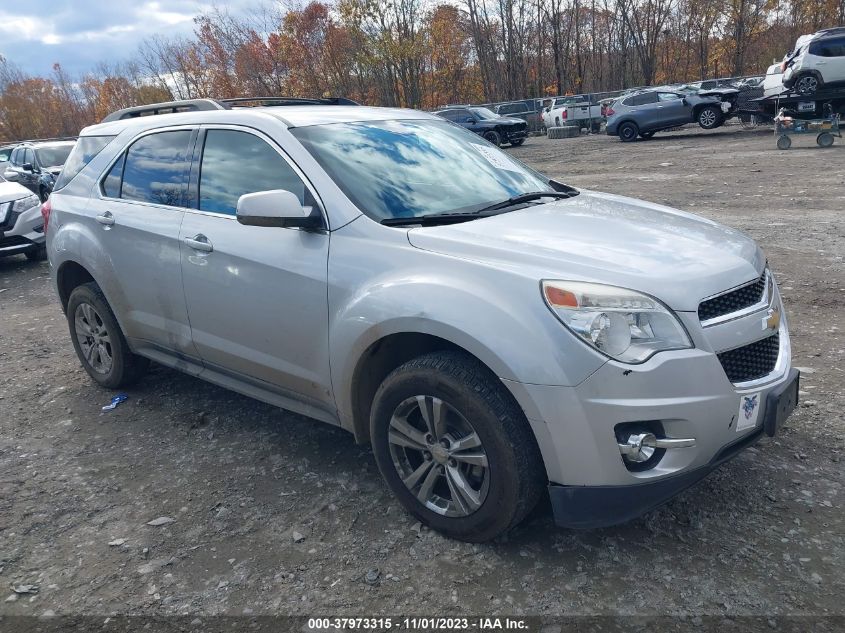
[796,75,818,94]
[387,395,490,517]
[74,302,113,374]
[700,109,717,128]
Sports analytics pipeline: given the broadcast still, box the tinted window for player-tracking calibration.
[102,153,125,198]
[121,131,192,206]
[34,144,73,168]
[291,119,554,221]
[199,130,308,216]
[54,136,115,191]
[437,110,459,121]
[817,37,845,57]
[631,93,659,106]
[23,149,34,165]
[658,92,682,101]
[11,148,22,165]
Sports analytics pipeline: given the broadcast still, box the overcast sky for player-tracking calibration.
[0,1,255,77]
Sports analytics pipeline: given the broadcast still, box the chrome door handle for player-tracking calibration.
[184,234,213,252]
[96,211,115,226]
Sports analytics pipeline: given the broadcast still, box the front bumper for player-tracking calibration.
[0,202,44,257]
[502,127,528,142]
[548,368,799,528]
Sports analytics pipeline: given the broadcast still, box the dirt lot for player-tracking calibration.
[1,126,843,621]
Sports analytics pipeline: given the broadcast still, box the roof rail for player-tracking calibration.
[220,96,359,107]
[101,96,359,123]
[101,99,227,123]
[7,136,78,145]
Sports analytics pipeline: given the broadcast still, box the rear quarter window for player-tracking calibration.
[53,136,115,191]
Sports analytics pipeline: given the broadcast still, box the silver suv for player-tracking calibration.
[46,98,799,541]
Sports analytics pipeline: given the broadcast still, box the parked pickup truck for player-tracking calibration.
[543,96,603,132]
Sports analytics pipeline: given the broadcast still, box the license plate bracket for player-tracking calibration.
[763,369,800,437]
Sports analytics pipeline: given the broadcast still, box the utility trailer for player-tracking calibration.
[745,86,845,123]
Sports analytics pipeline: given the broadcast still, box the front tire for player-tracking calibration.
[370,352,545,542]
[66,282,149,389]
[698,105,722,129]
[510,138,525,146]
[483,130,502,146]
[618,121,639,142]
[795,74,820,95]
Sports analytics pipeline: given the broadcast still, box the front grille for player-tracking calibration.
[717,333,779,383]
[0,210,20,231]
[699,271,766,322]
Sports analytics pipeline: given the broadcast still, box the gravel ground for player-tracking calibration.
[0,125,843,620]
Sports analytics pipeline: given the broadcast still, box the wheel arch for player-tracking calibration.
[348,330,557,480]
[56,260,97,313]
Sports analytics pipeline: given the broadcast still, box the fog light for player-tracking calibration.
[618,431,697,465]
[619,432,658,463]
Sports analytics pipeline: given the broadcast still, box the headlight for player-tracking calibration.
[0,201,10,223]
[541,280,692,364]
[15,194,40,211]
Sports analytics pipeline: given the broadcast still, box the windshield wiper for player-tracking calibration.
[472,191,575,215]
[381,191,576,227]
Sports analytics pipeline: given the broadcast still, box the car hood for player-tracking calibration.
[0,180,32,204]
[406,190,764,311]
[487,117,524,126]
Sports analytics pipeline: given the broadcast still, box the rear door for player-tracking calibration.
[630,92,661,129]
[178,126,333,413]
[87,127,197,360]
[815,36,845,83]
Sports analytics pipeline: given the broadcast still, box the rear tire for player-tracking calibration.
[66,282,149,389]
[618,122,639,142]
[817,132,834,148]
[483,130,502,146]
[25,245,47,262]
[510,138,525,146]
[777,135,792,150]
[370,351,545,542]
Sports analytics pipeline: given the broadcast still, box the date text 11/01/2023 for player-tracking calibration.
[307,617,529,630]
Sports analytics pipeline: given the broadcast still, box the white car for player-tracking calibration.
[782,28,845,95]
[0,180,44,260]
[763,63,786,97]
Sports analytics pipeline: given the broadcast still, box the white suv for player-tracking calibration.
[782,28,845,95]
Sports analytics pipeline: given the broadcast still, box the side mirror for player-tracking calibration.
[22,162,34,172]
[682,97,689,105]
[236,189,322,230]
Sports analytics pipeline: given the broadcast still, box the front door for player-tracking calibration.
[179,127,332,412]
[656,92,691,127]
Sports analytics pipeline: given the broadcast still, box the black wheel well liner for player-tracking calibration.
[350,333,515,445]
[56,261,96,313]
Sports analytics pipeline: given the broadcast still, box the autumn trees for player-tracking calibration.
[1,0,843,141]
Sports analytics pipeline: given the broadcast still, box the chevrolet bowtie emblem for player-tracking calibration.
[763,307,781,331]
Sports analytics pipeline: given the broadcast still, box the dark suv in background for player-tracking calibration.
[434,106,528,146]
[3,139,76,201]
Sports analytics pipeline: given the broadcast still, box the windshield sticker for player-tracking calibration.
[471,144,520,172]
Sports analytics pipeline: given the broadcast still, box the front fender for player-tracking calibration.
[327,220,607,429]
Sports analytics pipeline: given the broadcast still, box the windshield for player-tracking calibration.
[470,107,499,120]
[35,144,73,168]
[291,119,554,221]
